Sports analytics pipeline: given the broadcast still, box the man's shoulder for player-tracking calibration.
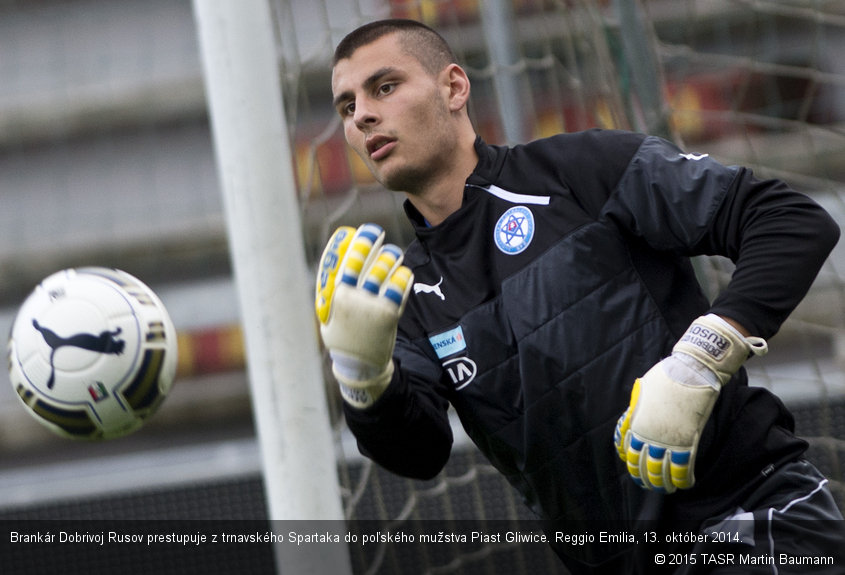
[526,128,647,154]
[500,128,648,181]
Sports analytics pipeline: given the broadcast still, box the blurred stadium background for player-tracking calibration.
[1,0,844,573]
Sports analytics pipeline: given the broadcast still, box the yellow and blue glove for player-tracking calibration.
[316,223,413,409]
[614,314,768,493]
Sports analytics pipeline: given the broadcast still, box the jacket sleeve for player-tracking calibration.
[603,135,840,339]
[342,334,453,480]
[703,169,839,337]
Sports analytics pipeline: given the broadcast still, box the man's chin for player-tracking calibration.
[376,167,426,194]
[373,171,405,193]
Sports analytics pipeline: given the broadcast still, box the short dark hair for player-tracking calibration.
[333,19,456,76]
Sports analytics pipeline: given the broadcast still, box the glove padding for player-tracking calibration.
[614,314,767,493]
[316,223,413,409]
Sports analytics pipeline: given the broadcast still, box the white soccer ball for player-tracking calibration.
[7,267,178,440]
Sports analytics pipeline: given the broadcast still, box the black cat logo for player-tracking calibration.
[32,320,126,389]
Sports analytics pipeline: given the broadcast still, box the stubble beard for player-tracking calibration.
[375,130,457,197]
[377,161,435,196]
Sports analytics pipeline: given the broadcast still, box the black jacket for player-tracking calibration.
[344,130,839,566]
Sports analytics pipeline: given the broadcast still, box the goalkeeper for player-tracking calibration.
[318,18,844,573]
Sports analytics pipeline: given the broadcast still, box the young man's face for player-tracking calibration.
[331,33,459,193]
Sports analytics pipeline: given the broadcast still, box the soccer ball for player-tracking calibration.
[7,267,178,440]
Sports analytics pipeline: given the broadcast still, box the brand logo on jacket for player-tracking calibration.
[414,277,445,300]
[443,357,477,390]
[429,326,466,359]
[429,326,478,389]
[494,206,534,255]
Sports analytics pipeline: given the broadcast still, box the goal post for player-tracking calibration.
[191,1,352,573]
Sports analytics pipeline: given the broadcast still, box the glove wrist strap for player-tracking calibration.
[672,314,768,386]
[333,360,393,409]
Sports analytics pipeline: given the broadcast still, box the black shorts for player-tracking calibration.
[674,459,845,574]
[561,460,845,575]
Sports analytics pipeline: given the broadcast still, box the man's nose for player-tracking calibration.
[353,99,379,129]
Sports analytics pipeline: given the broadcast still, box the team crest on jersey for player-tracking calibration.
[494,206,534,255]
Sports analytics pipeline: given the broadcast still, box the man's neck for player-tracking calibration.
[405,132,478,227]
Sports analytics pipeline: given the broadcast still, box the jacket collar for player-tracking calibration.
[403,135,506,229]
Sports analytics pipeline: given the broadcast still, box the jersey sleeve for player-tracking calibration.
[342,333,453,480]
[602,135,840,338]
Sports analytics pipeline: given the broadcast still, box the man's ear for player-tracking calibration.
[443,63,471,112]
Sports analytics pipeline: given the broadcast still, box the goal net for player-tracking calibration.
[270,0,845,572]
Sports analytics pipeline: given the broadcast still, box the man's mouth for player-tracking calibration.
[366,136,396,161]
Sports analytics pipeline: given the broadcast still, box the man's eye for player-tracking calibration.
[378,83,395,96]
[343,102,355,116]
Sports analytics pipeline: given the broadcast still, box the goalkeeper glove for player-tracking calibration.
[315,223,413,409]
[614,314,768,493]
